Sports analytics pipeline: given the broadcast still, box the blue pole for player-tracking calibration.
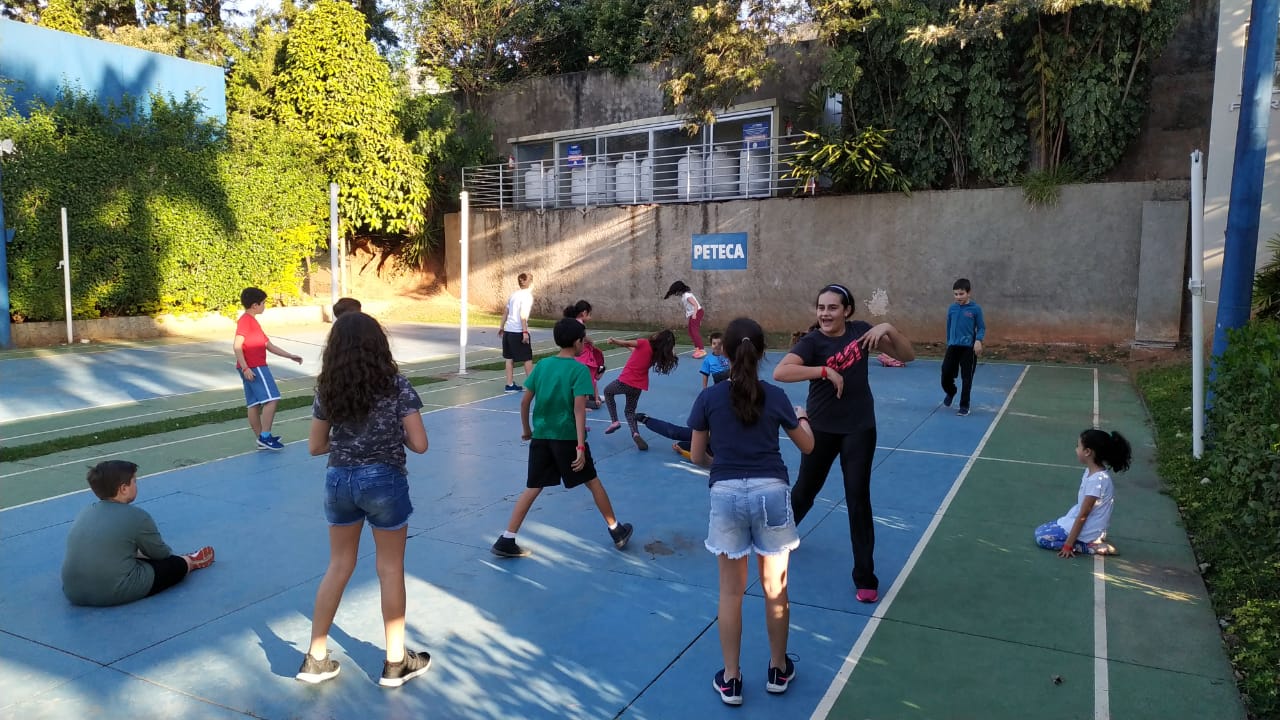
[0,160,12,350]
[1213,0,1280,359]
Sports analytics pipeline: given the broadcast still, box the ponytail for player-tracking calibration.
[563,300,592,319]
[1079,428,1133,473]
[724,318,766,425]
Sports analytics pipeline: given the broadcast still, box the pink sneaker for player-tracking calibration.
[855,588,878,603]
[185,546,215,570]
[877,353,905,368]
[692,348,707,359]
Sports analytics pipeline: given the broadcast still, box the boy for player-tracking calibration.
[491,318,634,558]
[501,272,535,393]
[698,332,730,389]
[61,460,214,607]
[941,278,986,416]
[234,287,303,450]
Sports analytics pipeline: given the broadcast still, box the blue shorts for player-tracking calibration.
[324,464,413,531]
[241,365,281,407]
[705,477,800,559]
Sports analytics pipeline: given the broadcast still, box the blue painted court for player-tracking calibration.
[0,331,1243,719]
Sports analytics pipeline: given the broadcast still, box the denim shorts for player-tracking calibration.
[241,365,281,407]
[705,477,800,559]
[324,464,413,531]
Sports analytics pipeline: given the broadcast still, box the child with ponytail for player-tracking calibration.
[1035,428,1132,557]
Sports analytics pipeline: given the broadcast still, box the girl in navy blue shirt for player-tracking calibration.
[688,317,814,705]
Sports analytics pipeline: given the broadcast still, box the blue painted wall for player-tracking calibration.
[0,19,226,121]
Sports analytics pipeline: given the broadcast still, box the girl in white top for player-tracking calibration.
[664,280,707,358]
[1035,428,1131,557]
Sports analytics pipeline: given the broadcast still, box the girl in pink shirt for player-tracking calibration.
[602,330,678,450]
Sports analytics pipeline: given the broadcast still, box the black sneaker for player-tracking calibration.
[713,669,743,706]
[491,535,531,558]
[379,649,431,688]
[295,652,340,684]
[766,655,796,694]
[609,522,633,550]
[634,412,648,424]
[943,392,955,407]
[957,407,970,417]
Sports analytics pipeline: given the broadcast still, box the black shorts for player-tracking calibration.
[503,331,533,362]
[527,439,598,489]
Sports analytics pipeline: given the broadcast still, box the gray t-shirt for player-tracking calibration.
[313,374,423,472]
[61,501,174,606]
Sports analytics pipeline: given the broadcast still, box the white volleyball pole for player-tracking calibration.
[60,208,72,344]
[459,191,470,375]
[329,183,340,309]
[1189,151,1205,459]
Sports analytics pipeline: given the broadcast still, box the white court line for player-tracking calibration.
[1092,368,1110,720]
[810,364,1030,720]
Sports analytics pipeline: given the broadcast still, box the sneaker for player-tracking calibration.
[491,535,531,558]
[634,412,648,424]
[379,649,431,688]
[296,652,340,684]
[692,349,708,359]
[766,655,797,694]
[673,442,692,461]
[1086,541,1118,555]
[943,392,955,407]
[957,407,970,417]
[632,433,648,451]
[856,588,879,603]
[609,522,634,550]
[184,546,215,569]
[504,384,523,393]
[257,435,284,451]
[713,669,743,706]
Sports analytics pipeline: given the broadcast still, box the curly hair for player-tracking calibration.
[316,312,399,425]
[648,329,679,375]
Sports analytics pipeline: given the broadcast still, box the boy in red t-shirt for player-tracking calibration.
[234,287,302,450]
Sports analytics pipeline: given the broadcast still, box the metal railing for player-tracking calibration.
[462,134,815,210]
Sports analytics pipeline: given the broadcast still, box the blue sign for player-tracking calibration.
[565,144,585,167]
[743,121,770,150]
[692,233,748,270]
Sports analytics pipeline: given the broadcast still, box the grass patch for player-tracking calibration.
[1,375,445,463]
[468,351,560,372]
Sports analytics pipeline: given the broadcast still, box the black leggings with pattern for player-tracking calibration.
[602,379,643,435]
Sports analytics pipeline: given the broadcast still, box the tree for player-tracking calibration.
[39,0,88,34]
[405,0,533,103]
[274,0,428,237]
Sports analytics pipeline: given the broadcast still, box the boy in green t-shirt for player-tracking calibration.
[491,318,634,558]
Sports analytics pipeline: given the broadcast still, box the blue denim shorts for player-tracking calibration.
[705,477,800,559]
[324,464,413,531]
[241,365,281,407]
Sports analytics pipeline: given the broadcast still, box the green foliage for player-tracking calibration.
[0,88,325,321]
[1018,165,1078,206]
[1137,357,1280,719]
[1254,236,1280,320]
[275,0,428,238]
[781,128,910,193]
[39,0,87,35]
[405,0,533,101]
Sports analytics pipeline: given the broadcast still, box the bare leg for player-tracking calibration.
[582,478,617,526]
[259,399,279,434]
[505,359,515,386]
[757,552,791,670]
[247,404,263,436]
[717,554,749,679]
[504,487,543,533]
[307,522,363,659]
[372,525,409,663]
[523,359,533,379]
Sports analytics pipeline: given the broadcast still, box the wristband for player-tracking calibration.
[797,416,810,424]
[576,445,586,451]
[820,366,828,380]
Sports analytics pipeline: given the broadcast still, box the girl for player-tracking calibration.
[688,317,814,706]
[298,312,431,688]
[1036,429,1132,557]
[774,283,914,604]
[664,280,707,359]
[564,300,606,409]
[602,329,678,450]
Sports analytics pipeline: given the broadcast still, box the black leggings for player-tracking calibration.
[790,426,878,590]
[144,555,189,596]
[602,379,643,436]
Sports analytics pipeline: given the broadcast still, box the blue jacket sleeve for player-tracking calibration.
[974,305,986,342]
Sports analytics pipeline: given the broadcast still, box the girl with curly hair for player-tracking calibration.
[297,312,431,689]
[602,329,679,450]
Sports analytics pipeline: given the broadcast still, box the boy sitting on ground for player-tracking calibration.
[61,460,215,607]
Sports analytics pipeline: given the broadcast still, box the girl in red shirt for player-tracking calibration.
[601,330,678,450]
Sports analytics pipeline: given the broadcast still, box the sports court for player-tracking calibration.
[0,326,1244,719]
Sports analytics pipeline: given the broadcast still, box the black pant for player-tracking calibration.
[144,555,189,596]
[791,426,878,590]
[940,344,977,409]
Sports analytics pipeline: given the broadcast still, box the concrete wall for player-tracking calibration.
[445,182,1190,346]
[0,18,226,121]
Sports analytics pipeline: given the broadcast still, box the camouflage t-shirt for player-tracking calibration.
[313,374,424,472]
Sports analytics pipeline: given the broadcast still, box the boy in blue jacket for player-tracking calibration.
[941,278,986,416]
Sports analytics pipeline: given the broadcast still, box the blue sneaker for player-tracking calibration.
[257,435,284,451]
[504,384,523,393]
[713,669,743,705]
[766,655,796,694]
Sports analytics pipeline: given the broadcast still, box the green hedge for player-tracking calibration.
[0,89,327,321]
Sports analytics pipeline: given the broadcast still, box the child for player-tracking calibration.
[564,300,606,409]
[490,318,634,558]
[687,317,814,705]
[234,287,303,450]
[699,332,730,388]
[299,311,431,688]
[501,272,535,393]
[941,278,986,417]
[1035,429,1131,557]
[602,330,679,451]
[664,280,707,359]
[61,460,214,607]
[632,411,710,461]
